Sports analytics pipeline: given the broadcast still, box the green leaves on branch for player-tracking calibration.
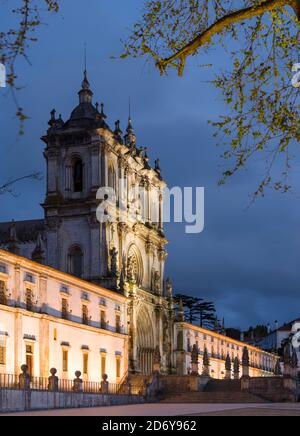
[124,1,300,197]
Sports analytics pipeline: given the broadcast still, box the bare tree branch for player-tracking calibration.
[157,0,299,75]
[0,173,42,197]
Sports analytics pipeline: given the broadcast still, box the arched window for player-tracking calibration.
[69,246,83,278]
[73,158,83,192]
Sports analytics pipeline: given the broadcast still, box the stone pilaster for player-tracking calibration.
[39,317,50,378]
[14,312,22,375]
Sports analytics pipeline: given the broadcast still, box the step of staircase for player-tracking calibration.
[160,391,268,404]
[205,379,241,393]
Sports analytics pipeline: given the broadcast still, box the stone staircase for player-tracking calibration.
[205,379,241,392]
[160,379,269,404]
[118,374,154,396]
[160,391,268,403]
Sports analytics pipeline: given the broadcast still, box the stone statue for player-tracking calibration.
[242,346,250,366]
[127,256,136,283]
[153,346,162,374]
[153,346,161,365]
[283,340,292,365]
[153,271,161,295]
[155,159,161,175]
[291,349,298,368]
[166,277,173,298]
[291,349,298,379]
[48,368,59,391]
[110,247,119,277]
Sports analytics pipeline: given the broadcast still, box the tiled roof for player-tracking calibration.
[0,219,45,244]
[278,318,300,332]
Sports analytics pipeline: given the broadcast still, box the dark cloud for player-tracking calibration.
[0,0,299,330]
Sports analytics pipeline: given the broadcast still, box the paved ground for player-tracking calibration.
[3,403,300,416]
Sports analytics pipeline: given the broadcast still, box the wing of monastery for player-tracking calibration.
[0,70,280,392]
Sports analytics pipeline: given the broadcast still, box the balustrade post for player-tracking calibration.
[73,371,83,392]
[19,365,30,390]
[48,368,59,391]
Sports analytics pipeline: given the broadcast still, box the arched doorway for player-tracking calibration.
[136,306,155,375]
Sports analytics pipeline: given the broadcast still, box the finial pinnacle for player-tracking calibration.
[129,96,131,120]
[84,43,87,72]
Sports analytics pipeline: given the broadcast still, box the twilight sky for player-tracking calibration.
[1,0,300,330]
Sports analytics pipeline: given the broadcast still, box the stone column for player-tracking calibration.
[91,143,100,190]
[242,346,250,378]
[39,274,48,313]
[128,291,139,373]
[88,214,101,280]
[65,164,71,195]
[13,264,21,306]
[45,217,61,269]
[14,312,23,376]
[46,150,59,194]
[39,317,49,378]
[100,143,108,187]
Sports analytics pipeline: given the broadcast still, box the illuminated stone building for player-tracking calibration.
[0,70,277,381]
[0,249,127,383]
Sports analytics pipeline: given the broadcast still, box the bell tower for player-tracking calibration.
[42,69,169,295]
[42,70,108,281]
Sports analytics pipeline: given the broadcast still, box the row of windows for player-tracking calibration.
[187,340,273,369]
[61,299,122,332]
[187,337,242,353]
[1,282,123,334]
[0,344,122,380]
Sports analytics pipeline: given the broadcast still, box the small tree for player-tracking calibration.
[225,354,232,371]
[274,359,282,376]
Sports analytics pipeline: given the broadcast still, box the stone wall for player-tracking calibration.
[156,375,200,394]
[0,389,145,413]
[241,376,299,403]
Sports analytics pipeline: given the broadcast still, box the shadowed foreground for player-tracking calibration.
[3,403,300,417]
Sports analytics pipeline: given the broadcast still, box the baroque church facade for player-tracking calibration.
[0,70,174,375]
[0,71,277,381]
